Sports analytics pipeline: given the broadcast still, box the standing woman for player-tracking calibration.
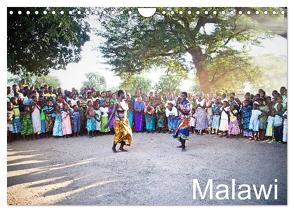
[134,96,145,132]
[108,90,133,153]
[195,94,208,135]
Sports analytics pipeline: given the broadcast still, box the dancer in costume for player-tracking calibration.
[108,90,133,153]
[173,92,191,151]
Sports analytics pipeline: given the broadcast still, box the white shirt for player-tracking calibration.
[165,107,178,117]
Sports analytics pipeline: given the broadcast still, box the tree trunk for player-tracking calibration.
[188,47,210,94]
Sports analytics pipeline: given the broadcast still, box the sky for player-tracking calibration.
[50,15,287,91]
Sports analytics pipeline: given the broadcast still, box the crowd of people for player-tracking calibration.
[7,80,288,146]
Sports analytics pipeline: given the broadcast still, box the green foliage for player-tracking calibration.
[81,72,107,91]
[34,75,61,88]
[7,7,90,76]
[120,73,152,95]
[207,51,262,92]
[153,74,181,95]
[7,73,61,88]
[97,7,285,92]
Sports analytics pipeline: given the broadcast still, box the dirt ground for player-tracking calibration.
[7,133,287,205]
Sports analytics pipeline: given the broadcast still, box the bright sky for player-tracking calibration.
[50,15,287,91]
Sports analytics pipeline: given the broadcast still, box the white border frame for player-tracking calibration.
[0,0,292,211]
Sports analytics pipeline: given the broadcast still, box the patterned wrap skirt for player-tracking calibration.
[173,118,190,141]
[114,119,133,145]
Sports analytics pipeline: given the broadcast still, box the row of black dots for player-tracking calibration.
[9,9,286,15]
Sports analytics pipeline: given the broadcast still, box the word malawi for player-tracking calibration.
[192,179,278,200]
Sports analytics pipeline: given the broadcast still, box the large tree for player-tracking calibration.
[98,7,285,93]
[7,7,90,76]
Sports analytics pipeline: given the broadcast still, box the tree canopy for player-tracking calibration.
[98,7,286,93]
[7,7,90,76]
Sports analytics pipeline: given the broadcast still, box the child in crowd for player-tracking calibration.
[40,102,46,136]
[189,108,196,133]
[273,104,284,143]
[228,105,241,137]
[94,102,101,135]
[249,102,262,141]
[71,105,81,137]
[155,102,166,133]
[62,103,72,138]
[218,101,230,136]
[211,99,221,134]
[283,110,287,143]
[206,100,213,134]
[31,96,41,138]
[265,110,275,143]
[11,97,21,138]
[7,102,14,142]
[100,102,110,133]
[166,102,178,133]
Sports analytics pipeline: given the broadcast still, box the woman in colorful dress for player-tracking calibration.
[108,101,115,133]
[144,103,155,133]
[42,98,55,136]
[240,99,252,138]
[21,105,34,139]
[173,92,191,151]
[53,105,63,137]
[108,90,133,153]
[86,100,96,137]
[134,96,145,132]
[195,95,208,135]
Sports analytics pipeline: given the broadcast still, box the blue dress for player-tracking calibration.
[241,105,252,131]
[87,117,96,132]
[71,111,81,133]
[53,113,63,137]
